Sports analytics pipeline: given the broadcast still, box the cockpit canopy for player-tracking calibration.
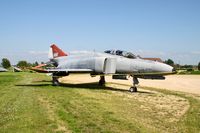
[104,50,137,59]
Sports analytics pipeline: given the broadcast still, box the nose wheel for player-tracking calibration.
[129,77,139,93]
[129,86,137,92]
[52,77,60,86]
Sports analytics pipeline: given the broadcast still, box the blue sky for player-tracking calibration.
[0,0,200,65]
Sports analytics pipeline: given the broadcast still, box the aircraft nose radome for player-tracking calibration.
[164,64,174,72]
[156,62,173,72]
[164,64,173,72]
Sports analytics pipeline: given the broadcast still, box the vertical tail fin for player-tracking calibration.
[49,44,68,59]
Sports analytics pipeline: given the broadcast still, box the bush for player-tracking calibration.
[17,61,31,69]
[187,68,193,72]
[1,58,11,68]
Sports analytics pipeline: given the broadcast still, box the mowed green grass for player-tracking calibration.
[178,70,200,75]
[0,72,200,133]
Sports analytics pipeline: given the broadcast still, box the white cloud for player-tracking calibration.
[0,51,48,65]
[28,51,48,55]
[191,51,200,55]
[135,50,166,57]
[132,50,200,65]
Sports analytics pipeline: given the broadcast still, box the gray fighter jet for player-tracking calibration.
[32,44,176,92]
[13,66,22,72]
[0,67,8,72]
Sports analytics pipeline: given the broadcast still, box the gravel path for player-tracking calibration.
[60,74,200,95]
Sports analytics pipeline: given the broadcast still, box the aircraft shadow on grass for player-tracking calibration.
[16,81,154,94]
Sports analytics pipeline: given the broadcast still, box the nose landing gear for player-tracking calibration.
[52,77,60,86]
[129,77,139,92]
[129,86,137,92]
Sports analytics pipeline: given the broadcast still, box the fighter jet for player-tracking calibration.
[0,67,8,72]
[32,44,176,92]
[13,66,22,72]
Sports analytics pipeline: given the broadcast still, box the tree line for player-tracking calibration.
[164,59,200,71]
[1,58,41,69]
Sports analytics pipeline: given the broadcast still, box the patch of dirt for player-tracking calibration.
[60,74,200,95]
[139,75,200,95]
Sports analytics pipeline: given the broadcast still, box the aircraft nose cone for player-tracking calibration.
[154,62,173,73]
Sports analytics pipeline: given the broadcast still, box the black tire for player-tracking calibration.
[129,87,137,92]
[99,80,105,86]
[52,77,60,86]
[99,76,105,86]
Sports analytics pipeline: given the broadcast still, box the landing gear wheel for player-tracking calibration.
[52,77,60,86]
[99,76,105,86]
[129,87,137,92]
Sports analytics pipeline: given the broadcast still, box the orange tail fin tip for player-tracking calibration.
[51,44,68,58]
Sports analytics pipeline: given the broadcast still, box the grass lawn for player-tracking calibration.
[190,71,200,74]
[178,70,200,75]
[0,72,200,133]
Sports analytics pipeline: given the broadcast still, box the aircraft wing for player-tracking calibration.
[47,68,93,73]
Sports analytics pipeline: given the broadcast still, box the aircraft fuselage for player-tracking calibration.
[54,51,173,76]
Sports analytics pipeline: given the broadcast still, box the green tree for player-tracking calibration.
[198,62,200,71]
[165,59,174,66]
[17,60,30,68]
[35,61,39,66]
[32,61,39,67]
[1,58,11,68]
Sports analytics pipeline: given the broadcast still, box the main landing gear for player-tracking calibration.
[99,76,105,86]
[129,77,139,93]
[98,75,139,92]
[52,77,60,86]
